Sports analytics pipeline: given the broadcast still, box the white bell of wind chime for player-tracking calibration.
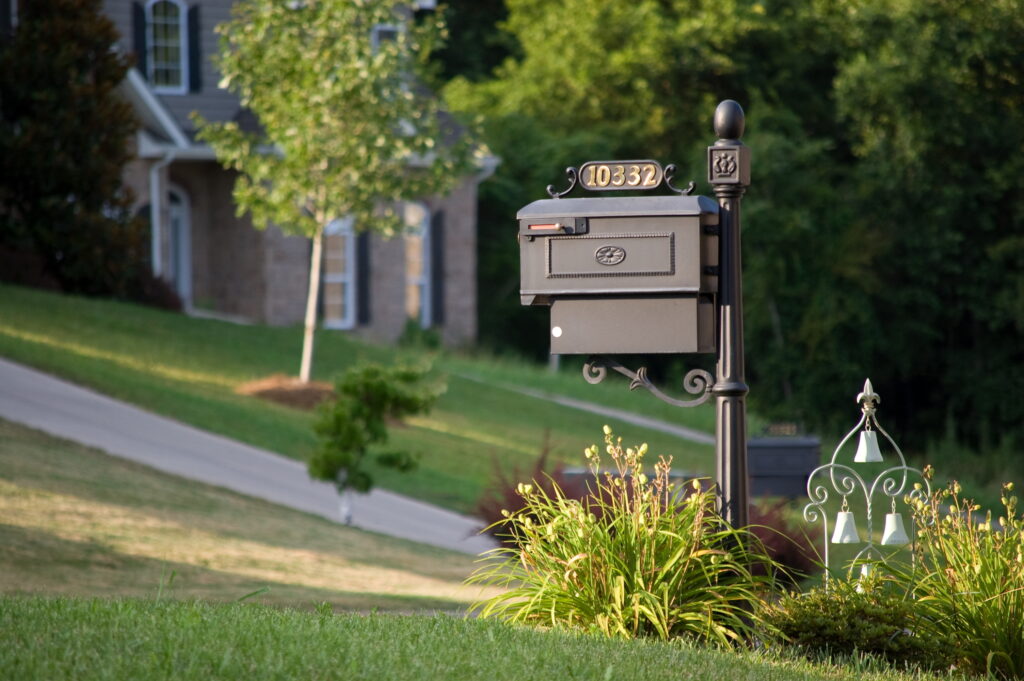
[831,496,861,544]
[881,498,911,546]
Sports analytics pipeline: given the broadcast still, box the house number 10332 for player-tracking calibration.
[579,161,663,191]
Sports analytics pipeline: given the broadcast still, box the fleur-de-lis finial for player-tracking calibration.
[857,378,880,413]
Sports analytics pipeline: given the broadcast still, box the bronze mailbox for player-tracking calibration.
[518,194,720,355]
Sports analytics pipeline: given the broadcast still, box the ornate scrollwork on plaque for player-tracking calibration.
[582,356,713,408]
[663,164,696,195]
[546,167,579,199]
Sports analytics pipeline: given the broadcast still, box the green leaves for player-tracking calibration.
[469,427,777,645]
[891,481,1024,679]
[0,0,144,298]
[194,0,473,239]
[308,362,444,494]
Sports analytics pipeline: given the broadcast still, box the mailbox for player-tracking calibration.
[518,194,720,355]
[748,436,821,498]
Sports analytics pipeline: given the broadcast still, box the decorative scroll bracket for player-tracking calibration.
[546,167,579,199]
[583,356,713,408]
[664,164,697,195]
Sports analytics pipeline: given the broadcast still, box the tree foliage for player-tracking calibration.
[444,0,1024,450]
[0,0,146,297]
[308,363,443,495]
[195,0,474,380]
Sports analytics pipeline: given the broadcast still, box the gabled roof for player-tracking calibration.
[118,67,218,160]
[118,68,190,148]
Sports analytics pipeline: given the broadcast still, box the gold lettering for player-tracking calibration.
[611,165,625,186]
[627,165,641,186]
[642,165,657,186]
[596,165,611,187]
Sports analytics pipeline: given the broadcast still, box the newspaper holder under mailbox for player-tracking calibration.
[518,192,720,355]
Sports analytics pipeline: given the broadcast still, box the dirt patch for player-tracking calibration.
[235,374,335,411]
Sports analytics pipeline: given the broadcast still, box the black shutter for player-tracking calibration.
[355,232,371,325]
[430,210,445,325]
[0,0,12,40]
[187,5,201,92]
[132,1,147,77]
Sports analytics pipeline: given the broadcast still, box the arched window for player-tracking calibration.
[322,217,357,329]
[146,0,187,93]
[403,202,432,328]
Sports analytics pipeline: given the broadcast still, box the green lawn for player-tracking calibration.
[0,283,720,514]
[0,596,962,681]
[0,418,493,611]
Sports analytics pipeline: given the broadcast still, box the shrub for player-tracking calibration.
[748,500,821,585]
[308,363,444,495]
[468,426,778,645]
[893,480,1024,679]
[0,0,145,299]
[766,581,955,671]
[475,429,571,545]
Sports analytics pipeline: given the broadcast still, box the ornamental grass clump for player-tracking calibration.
[893,479,1024,679]
[468,427,777,645]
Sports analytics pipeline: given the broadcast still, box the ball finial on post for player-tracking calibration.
[713,100,745,141]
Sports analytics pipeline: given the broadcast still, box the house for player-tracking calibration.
[103,0,493,346]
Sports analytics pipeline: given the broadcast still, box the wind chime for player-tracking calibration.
[804,379,929,583]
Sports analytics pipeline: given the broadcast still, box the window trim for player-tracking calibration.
[370,23,400,53]
[322,217,358,330]
[146,0,188,95]
[404,202,432,329]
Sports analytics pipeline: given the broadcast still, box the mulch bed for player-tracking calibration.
[235,374,335,411]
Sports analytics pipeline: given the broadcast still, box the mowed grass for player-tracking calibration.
[0,419,498,611]
[2,596,963,681]
[0,283,717,513]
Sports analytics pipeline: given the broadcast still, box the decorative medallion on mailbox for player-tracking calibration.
[595,245,626,266]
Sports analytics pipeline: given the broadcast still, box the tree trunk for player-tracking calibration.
[299,228,324,383]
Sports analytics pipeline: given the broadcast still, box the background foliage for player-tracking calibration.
[0,0,162,303]
[439,0,1024,456]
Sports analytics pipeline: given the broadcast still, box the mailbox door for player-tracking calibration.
[549,297,714,355]
[521,216,705,298]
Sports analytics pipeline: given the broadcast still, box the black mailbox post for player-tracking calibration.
[517,101,752,528]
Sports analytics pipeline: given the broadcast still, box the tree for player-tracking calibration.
[443,0,1024,452]
[0,0,144,297]
[196,0,472,382]
[309,362,443,523]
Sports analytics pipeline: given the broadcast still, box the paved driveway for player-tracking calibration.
[0,358,495,555]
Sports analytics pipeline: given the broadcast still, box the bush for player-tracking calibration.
[893,480,1024,679]
[475,429,572,545]
[766,581,955,671]
[308,363,444,494]
[748,500,821,585]
[477,451,821,581]
[0,0,145,299]
[469,426,778,645]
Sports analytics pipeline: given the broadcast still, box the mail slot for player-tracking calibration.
[518,193,720,355]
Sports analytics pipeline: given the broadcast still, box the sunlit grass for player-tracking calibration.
[0,284,716,514]
[0,419,494,611]
[1,596,966,681]
[0,323,236,388]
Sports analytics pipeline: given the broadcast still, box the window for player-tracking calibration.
[403,202,431,328]
[371,23,399,52]
[322,217,357,329]
[146,0,187,93]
